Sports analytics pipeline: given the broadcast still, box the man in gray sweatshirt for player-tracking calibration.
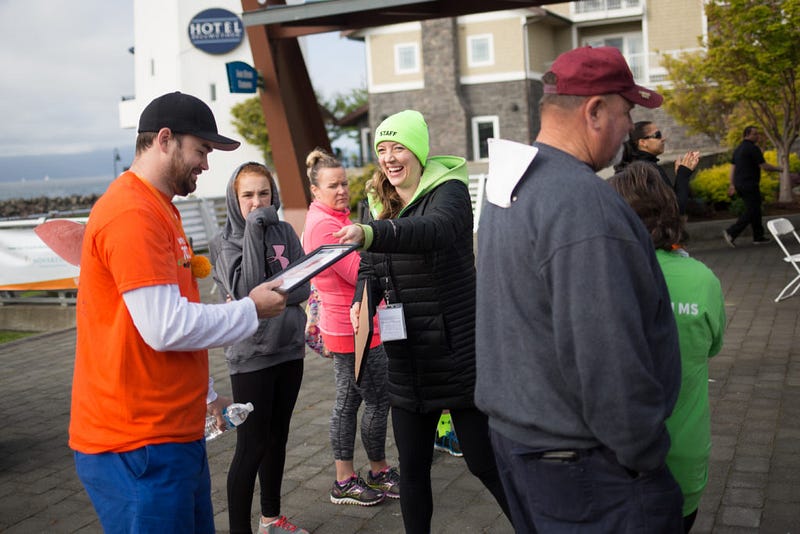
[475,46,683,532]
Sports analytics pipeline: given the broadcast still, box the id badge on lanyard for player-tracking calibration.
[377,274,407,341]
[378,304,407,341]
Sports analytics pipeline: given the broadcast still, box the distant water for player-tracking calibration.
[0,175,114,201]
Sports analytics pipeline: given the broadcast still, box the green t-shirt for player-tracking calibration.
[656,249,726,516]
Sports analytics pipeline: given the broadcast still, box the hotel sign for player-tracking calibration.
[188,8,244,55]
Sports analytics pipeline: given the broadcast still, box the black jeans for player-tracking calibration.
[391,406,511,534]
[727,186,764,240]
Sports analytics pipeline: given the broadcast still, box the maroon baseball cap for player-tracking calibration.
[138,92,241,151]
[544,46,662,109]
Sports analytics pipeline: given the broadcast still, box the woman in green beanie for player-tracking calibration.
[334,110,511,533]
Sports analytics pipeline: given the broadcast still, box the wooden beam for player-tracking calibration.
[241,0,332,234]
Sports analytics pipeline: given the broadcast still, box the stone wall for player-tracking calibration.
[0,194,99,220]
[461,80,538,150]
[369,19,471,159]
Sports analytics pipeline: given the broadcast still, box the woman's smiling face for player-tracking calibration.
[376,141,423,193]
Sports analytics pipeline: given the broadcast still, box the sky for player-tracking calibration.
[0,1,365,170]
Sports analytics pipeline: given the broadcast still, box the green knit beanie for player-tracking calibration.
[374,110,430,165]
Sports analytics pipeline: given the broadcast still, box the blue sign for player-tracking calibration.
[188,8,244,55]
[226,61,258,94]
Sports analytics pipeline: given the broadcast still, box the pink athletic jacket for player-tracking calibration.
[302,201,380,353]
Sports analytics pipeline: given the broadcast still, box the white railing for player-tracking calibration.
[174,196,226,252]
[468,173,487,233]
[572,0,643,17]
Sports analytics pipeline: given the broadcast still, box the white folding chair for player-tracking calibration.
[766,218,800,302]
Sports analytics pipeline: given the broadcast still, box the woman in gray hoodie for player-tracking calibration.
[210,162,310,534]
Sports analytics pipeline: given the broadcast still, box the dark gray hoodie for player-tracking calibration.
[209,163,309,374]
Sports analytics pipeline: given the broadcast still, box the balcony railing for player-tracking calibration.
[573,0,642,14]
[572,0,643,20]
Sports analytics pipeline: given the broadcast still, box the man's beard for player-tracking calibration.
[167,150,197,197]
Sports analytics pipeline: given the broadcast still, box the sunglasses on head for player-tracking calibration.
[642,130,663,140]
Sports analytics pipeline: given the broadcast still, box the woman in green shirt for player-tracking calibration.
[609,161,726,533]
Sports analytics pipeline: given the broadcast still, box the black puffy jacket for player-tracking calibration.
[357,160,476,413]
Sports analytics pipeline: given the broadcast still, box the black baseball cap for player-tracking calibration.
[137,92,241,151]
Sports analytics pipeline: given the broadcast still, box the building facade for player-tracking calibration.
[119,0,264,199]
[357,0,716,172]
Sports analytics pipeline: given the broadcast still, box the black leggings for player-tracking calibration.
[391,406,510,534]
[227,360,303,534]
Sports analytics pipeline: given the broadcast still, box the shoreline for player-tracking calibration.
[0,194,99,220]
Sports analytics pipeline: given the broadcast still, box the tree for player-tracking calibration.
[660,52,734,146]
[230,97,272,165]
[228,88,368,167]
[321,88,368,147]
[663,0,800,202]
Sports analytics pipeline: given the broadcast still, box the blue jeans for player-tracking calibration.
[74,440,214,534]
[490,429,682,533]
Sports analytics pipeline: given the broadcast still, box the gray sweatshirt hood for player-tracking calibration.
[221,162,282,242]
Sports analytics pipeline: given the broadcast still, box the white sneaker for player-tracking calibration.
[723,230,736,248]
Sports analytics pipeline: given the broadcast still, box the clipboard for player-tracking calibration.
[354,279,373,385]
[266,243,359,294]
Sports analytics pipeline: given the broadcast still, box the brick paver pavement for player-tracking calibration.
[1,228,799,533]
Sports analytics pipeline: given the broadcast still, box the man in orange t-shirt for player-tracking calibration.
[69,92,288,533]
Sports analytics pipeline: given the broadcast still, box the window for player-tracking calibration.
[210,83,216,102]
[361,128,374,164]
[471,116,499,161]
[394,43,419,74]
[467,34,494,67]
[583,34,644,80]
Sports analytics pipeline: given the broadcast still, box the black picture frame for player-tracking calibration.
[266,243,359,293]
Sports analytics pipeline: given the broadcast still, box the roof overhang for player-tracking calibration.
[243,0,563,38]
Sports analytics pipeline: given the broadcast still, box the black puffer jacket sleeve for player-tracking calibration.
[368,181,472,254]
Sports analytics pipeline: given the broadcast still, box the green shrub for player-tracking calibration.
[691,164,731,204]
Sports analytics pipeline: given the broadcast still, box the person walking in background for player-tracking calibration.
[474,46,683,532]
[302,148,398,507]
[614,120,700,215]
[609,161,726,532]
[335,110,511,533]
[69,92,288,533]
[723,125,784,247]
[209,162,310,534]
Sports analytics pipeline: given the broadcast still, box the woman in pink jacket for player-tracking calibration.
[302,148,399,507]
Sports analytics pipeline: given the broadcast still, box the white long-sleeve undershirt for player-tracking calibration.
[123,284,258,405]
[122,284,258,352]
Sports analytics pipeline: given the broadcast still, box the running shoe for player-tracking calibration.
[258,515,309,534]
[723,230,736,248]
[367,466,400,499]
[330,474,385,506]
[434,430,463,457]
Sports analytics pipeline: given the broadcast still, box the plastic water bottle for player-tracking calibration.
[205,402,254,441]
